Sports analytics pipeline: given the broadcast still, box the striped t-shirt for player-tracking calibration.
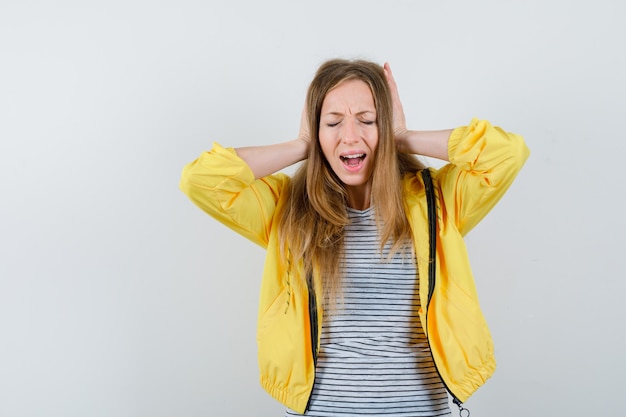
[286,207,451,417]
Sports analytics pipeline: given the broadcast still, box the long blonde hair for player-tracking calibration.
[278,59,425,304]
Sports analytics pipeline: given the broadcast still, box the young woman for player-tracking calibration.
[180,59,529,416]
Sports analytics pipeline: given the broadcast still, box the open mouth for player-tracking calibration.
[340,153,366,167]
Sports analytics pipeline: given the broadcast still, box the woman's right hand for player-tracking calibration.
[297,104,311,147]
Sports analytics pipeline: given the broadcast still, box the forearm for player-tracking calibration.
[395,129,452,161]
[235,139,308,179]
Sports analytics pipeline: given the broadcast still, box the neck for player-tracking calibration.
[346,184,371,210]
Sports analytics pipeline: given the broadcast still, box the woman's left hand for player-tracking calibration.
[383,62,410,145]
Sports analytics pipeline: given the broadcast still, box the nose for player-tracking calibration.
[341,118,360,144]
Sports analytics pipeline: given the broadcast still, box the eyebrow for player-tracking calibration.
[322,110,376,117]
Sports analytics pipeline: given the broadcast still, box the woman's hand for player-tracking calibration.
[297,104,311,146]
[384,62,451,160]
[383,62,410,147]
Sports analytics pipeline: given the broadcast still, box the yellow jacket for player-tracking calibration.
[180,118,530,413]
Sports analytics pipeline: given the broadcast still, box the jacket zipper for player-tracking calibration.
[422,169,470,417]
[305,274,318,412]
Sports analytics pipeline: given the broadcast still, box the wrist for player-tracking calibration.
[293,137,310,161]
[394,129,414,154]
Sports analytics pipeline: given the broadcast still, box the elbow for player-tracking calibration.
[179,162,196,197]
[509,132,531,173]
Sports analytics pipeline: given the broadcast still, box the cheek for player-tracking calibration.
[367,133,379,153]
[318,132,334,160]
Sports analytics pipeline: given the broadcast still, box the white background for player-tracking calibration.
[1,1,625,416]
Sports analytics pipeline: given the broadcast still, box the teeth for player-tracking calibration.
[341,154,364,159]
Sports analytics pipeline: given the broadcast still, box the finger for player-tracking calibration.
[383,62,407,135]
[384,63,402,107]
[298,103,311,142]
[383,62,398,90]
[383,63,402,106]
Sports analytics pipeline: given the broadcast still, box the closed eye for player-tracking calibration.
[325,119,375,127]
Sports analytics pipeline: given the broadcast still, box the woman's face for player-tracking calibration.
[318,79,379,208]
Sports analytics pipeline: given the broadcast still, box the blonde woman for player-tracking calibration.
[180,59,529,416]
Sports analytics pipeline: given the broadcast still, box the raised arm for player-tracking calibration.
[383,62,529,234]
[180,106,312,247]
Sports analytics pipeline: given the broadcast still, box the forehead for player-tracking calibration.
[321,79,376,112]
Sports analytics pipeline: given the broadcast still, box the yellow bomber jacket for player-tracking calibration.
[179,119,530,413]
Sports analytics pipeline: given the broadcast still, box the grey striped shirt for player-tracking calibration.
[286,207,451,417]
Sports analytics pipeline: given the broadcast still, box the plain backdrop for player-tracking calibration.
[1,1,625,416]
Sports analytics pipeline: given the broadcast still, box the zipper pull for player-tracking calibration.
[453,398,470,417]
